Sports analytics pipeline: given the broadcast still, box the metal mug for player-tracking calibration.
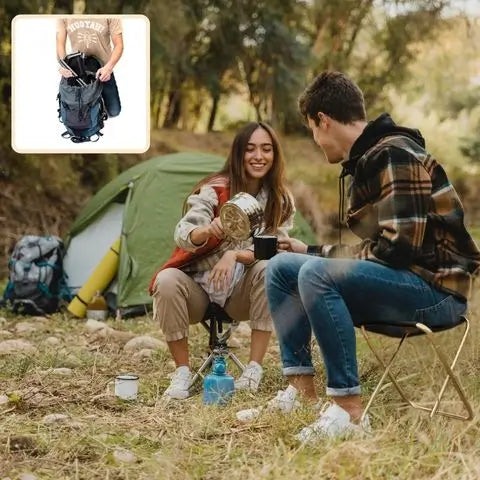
[220,192,264,241]
[114,374,139,400]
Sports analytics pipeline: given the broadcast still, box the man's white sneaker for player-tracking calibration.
[163,366,192,400]
[295,403,371,443]
[236,385,301,422]
[234,361,263,392]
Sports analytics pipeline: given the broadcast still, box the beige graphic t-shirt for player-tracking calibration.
[57,18,122,65]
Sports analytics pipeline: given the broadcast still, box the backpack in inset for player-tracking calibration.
[57,53,107,143]
[1,236,68,315]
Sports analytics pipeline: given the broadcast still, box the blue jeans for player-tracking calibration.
[102,73,121,117]
[265,253,467,396]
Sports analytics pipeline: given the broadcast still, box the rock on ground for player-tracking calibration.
[42,413,69,424]
[15,322,37,334]
[133,348,154,360]
[0,339,37,355]
[113,448,137,464]
[124,335,166,352]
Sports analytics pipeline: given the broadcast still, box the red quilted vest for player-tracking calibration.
[148,183,230,295]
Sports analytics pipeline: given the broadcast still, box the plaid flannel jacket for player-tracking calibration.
[310,134,480,301]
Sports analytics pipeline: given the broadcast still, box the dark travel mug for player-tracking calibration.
[253,235,278,260]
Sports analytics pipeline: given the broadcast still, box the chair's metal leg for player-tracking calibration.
[189,353,215,390]
[415,321,473,420]
[226,351,245,372]
[362,329,445,413]
[360,328,408,422]
[361,319,473,421]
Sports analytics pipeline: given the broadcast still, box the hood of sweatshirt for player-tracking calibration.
[341,113,425,176]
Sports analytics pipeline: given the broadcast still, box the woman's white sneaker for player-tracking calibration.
[234,361,263,392]
[163,366,192,400]
[294,403,371,443]
[236,385,300,422]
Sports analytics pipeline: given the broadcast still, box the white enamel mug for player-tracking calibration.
[114,374,139,400]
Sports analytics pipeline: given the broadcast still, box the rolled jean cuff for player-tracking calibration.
[326,385,361,396]
[283,366,315,376]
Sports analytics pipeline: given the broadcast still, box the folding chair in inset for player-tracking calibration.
[360,315,473,422]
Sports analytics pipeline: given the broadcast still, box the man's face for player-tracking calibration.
[307,115,343,164]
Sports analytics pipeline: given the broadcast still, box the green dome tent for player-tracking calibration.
[63,152,316,314]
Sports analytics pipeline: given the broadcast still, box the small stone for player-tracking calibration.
[124,335,165,352]
[0,339,37,355]
[85,319,111,333]
[51,368,73,376]
[133,348,154,360]
[0,394,9,405]
[18,473,38,480]
[152,450,163,462]
[235,322,251,337]
[0,330,13,338]
[113,448,137,464]
[0,316,7,326]
[65,354,83,368]
[32,316,48,323]
[44,336,61,346]
[228,337,242,348]
[42,413,69,424]
[15,322,37,334]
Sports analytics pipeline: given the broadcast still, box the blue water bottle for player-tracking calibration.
[203,356,235,406]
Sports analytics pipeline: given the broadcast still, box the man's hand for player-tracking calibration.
[278,238,308,254]
[208,251,237,291]
[96,65,113,82]
[59,67,73,78]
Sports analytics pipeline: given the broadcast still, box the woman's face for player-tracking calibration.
[243,127,275,180]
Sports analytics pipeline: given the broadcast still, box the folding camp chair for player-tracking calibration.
[189,302,245,390]
[360,315,473,422]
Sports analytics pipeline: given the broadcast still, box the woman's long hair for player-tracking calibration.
[185,122,294,233]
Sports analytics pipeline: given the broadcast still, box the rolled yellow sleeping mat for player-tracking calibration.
[67,237,121,318]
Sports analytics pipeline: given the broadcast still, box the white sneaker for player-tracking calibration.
[295,403,371,443]
[234,361,263,392]
[163,366,192,400]
[236,385,301,422]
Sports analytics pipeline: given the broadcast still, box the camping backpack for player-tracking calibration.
[1,236,68,315]
[57,53,107,143]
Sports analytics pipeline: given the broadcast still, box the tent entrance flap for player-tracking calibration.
[64,202,124,292]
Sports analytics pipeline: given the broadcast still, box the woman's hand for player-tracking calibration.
[190,217,225,246]
[278,238,308,253]
[207,217,225,240]
[59,67,73,78]
[208,251,237,291]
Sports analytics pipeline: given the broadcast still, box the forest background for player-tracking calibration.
[0,0,480,275]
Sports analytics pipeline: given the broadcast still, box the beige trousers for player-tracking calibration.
[152,261,272,342]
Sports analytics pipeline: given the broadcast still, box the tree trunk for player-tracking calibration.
[207,92,220,132]
[73,0,86,14]
[163,90,181,128]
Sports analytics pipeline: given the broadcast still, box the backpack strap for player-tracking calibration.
[68,131,103,143]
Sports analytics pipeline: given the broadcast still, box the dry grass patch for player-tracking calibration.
[0,302,479,479]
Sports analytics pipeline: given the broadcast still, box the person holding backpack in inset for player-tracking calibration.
[56,17,123,117]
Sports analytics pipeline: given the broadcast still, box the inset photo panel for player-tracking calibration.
[11,14,150,153]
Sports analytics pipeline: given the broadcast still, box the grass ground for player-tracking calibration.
[1,296,479,480]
